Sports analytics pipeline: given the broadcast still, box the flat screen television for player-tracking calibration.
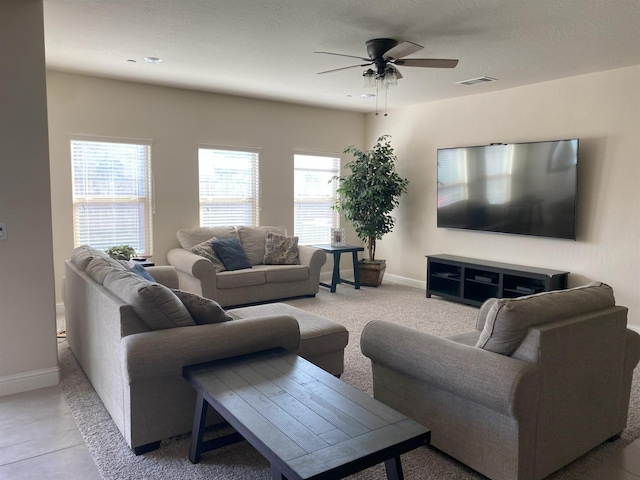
[437,139,578,240]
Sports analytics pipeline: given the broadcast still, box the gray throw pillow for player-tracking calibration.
[172,289,232,324]
[475,282,615,355]
[103,270,195,330]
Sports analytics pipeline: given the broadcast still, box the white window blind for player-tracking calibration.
[294,154,340,244]
[71,139,153,256]
[198,147,260,227]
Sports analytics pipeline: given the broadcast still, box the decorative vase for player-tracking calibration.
[358,259,386,287]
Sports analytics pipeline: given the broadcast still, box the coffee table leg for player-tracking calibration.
[384,456,405,480]
[271,465,287,479]
[189,392,208,464]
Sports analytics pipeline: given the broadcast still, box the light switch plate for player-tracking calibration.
[0,223,6,240]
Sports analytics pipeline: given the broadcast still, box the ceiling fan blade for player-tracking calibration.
[314,51,371,62]
[394,58,459,68]
[317,63,372,74]
[383,41,423,60]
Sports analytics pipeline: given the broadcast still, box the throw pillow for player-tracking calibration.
[172,289,232,324]
[103,270,195,330]
[475,282,615,355]
[117,260,156,282]
[190,238,227,273]
[263,231,300,265]
[212,237,252,271]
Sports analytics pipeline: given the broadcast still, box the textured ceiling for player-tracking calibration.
[43,0,640,113]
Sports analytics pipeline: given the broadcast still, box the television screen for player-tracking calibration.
[437,139,578,240]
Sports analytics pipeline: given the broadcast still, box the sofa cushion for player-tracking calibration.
[176,226,238,249]
[190,238,227,272]
[85,255,127,284]
[256,264,309,283]
[216,269,266,289]
[263,231,300,265]
[237,225,286,265]
[172,289,232,324]
[475,282,615,355]
[71,245,109,271]
[476,297,499,332]
[117,260,156,282]
[103,270,195,330]
[212,237,252,271]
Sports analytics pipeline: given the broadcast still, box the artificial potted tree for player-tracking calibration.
[333,135,409,286]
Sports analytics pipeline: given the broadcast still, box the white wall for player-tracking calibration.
[0,0,58,396]
[366,66,640,326]
[47,72,365,302]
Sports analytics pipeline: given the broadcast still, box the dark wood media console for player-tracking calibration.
[426,254,569,307]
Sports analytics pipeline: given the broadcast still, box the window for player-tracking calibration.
[198,147,260,227]
[71,138,153,256]
[294,154,340,244]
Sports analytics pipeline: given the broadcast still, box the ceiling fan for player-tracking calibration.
[315,38,458,81]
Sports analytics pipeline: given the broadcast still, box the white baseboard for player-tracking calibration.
[56,302,65,315]
[383,273,426,290]
[0,366,60,398]
[628,325,640,334]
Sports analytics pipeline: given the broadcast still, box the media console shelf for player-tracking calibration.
[426,254,569,307]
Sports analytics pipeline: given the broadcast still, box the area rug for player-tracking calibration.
[58,282,640,479]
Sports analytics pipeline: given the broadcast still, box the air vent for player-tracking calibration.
[456,76,497,86]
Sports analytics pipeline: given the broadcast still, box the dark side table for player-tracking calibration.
[310,244,364,293]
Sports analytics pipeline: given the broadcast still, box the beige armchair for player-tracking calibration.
[361,282,640,480]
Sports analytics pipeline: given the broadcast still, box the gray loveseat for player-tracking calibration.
[361,282,640,480]
[64,245,347,453]
[167,225,326,307]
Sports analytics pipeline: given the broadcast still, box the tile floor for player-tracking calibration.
[2,384,640,480]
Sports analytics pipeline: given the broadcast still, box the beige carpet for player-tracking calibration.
[58,282,640,479]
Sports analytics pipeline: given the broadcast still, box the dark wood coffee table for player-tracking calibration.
[183,349,430,479]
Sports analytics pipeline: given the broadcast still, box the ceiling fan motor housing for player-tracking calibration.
[366,38,398,73]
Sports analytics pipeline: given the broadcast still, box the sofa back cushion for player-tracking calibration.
[475,282,615,355]
[103,270,195,330]
[71,245,109,271]
[85,255,127,284]
[177,226,238,249]
[237,226,286,265]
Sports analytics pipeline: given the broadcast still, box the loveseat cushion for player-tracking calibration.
[172,289,232,324]
[176,226,238,249]
[263,231,300,265]
[103,270,195,330]
[475,282,615,355]
[216,269,266,289]
[212,237,252,271]
[237,225,286,265]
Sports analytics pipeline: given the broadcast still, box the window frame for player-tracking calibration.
[70,136,154,257]
[294,152,341,245]
[198,145,260,228]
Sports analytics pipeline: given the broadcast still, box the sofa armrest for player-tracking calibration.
[360,320,539,419]
[298,245,326,272]
[121,314,300,383]
[167,247,218,298]
[146,265,179,289]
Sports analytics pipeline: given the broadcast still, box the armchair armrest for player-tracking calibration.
[167,247,218,298]
[360,320,539,419]
[121,314,300,383]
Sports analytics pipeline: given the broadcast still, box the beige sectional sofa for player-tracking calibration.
[64,245,347,454]
[167,225,326,307]
[361,282,640,480]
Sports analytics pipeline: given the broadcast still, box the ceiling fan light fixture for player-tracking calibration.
[363,69,376,88]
